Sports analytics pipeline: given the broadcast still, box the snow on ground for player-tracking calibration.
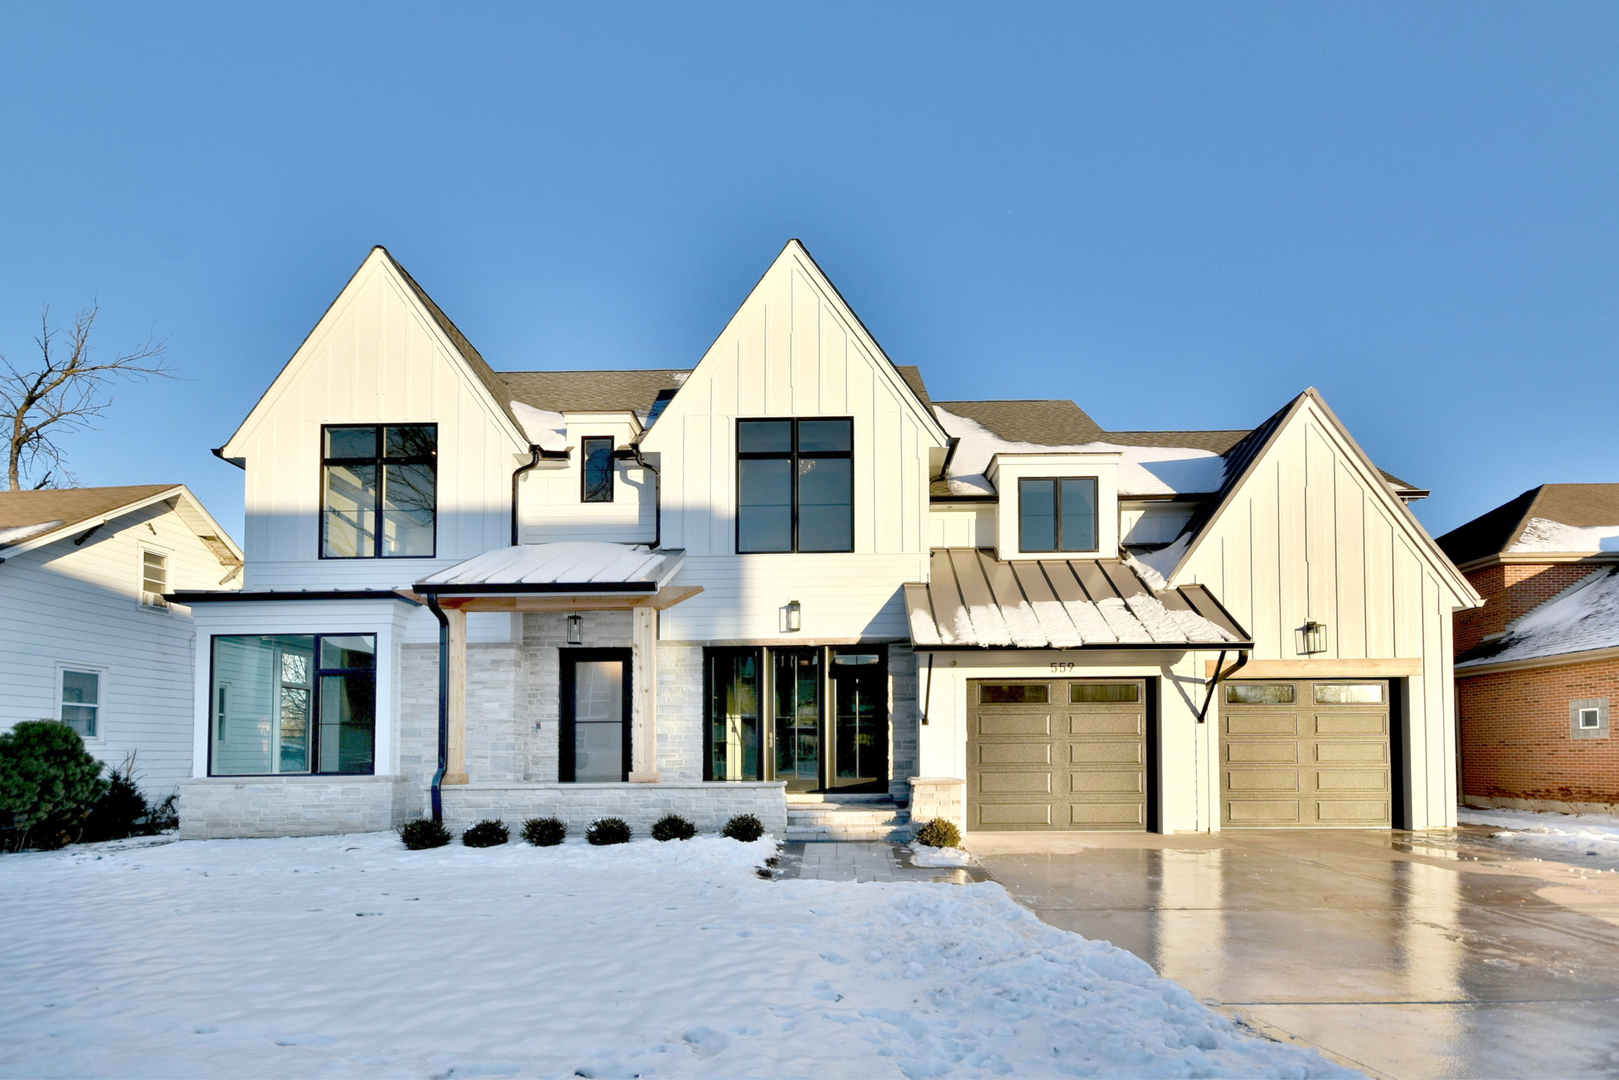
[0,833,1352,1080]
[906,842,976,869]
[1460,807,1619,866]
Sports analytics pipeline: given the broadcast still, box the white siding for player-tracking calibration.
[1121,502,1196,546]
[928,503,997,548]
[0,501,239,795]
[517,417,655,545]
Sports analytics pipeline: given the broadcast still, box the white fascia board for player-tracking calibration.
[985,450,1124,487]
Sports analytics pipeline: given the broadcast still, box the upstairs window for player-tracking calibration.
[321,425,437,558]
[736,418,853,553]
[1019,477,1098,553]
[582,437,615,503]
[140,549,168,608]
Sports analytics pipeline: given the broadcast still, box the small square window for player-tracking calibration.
[60,669,100,737]
[141,550,168,607]
[1579,708,1601,730]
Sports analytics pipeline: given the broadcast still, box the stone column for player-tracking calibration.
[628,604,660,782]
[443,605,469,785]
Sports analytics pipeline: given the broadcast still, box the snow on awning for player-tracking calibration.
[416,542,683,595]
[904,548,1250,649]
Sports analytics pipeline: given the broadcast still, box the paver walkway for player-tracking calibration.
[778,841,984,883]
[970,826,1619,1080]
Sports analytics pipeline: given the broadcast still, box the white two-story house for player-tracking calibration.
[175,242,1478,840]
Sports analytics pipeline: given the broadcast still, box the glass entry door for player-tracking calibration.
[830,651,887,790]
[773,649,822,792]
[561,649,631,782]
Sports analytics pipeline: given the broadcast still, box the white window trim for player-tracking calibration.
[1579,707,1601,729]
[56,662,109,743]
[137,542,172,613]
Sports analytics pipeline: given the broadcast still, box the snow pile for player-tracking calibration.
[0,832,1353,1079]
[0,519,63,547]
[1458,566,1619,667]
[935,408,1225,498]
[1126,535,1191,590]
[509,400,569,451]
[907,841,976,868]
[1509,517,1619,554]
[1461,807,1619,866]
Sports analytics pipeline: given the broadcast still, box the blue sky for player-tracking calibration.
[2,4,1614,539]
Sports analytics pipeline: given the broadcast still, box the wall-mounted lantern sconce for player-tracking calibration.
[785,600,802,632]
[1295,620,1328,656]
[566,612,584,645]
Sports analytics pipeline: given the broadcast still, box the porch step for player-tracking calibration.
[786,796,913,842]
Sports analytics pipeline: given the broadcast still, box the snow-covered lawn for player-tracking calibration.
[0,833,1353,1080]
[1461,806,1619,867]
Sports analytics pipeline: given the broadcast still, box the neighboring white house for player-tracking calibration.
[176,242,1478,840]
[0,485,243,797]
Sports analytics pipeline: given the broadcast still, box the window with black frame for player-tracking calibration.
[736,418,853,553]
[209,633,376,776]
[321,425,437,558]
[581,436,614,503]
[1018,476,1098,553]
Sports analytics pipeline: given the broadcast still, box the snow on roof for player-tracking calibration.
[1457,565,1619,669]
[934,407,1224,498]
[508,402,569,452]
[1508,517,1619,554]
[418,542,682,591]
[0,520,63,547]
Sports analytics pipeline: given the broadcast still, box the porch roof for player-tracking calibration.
[415,542,684,596]
[904,547,1251,650]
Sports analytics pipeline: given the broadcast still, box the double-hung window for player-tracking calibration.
[59,669,101,737]
[736,418,853,553]
[1018,477,1099,553]
[582,436,614,503]
[321,425,437,558]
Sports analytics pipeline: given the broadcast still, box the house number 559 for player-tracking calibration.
[1050,662,1074,673]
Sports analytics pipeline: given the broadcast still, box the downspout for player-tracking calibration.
[931,437,961,484]
[511,445,542,547]
[425,591,450,824]
[620,444,661,550]
[921,653,934,725]
[1196,649,1249,723]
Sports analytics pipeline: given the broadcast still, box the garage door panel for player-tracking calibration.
[978,771,1053,795]
[1068,714,1143,736]
[978,742,1052,765]
[1314,713,1386,736]
[1225,768,1300,792]
[1315,742,1387,764]
[1226,799,1300,823]
[1315,769,1387,791]
[1070,742,1142,765]
[1316,799,1390,824]
[1069,802,1144,827]
[979,713,1052,736]
[1225,741,1299,764]
[1069,770,1144,794]
[1226,714,1299,736]
[977,802,1053,827]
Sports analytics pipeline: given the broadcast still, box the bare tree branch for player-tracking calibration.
[1,304,172,490]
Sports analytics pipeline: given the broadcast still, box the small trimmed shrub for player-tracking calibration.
[521,816,567,846]
[461,819,510,847]
[721,813,764,842]
[914,817,962,849]
[586,817,632,845]
[81,756,149,843]
[651,813,696,842]
[398,818,451,850]
[0,721,109,851]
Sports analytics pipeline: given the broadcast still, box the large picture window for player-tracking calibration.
[1018,477,1098,553]
[321,425,437,558]
[209,634,376,776]
[736,418,853,553]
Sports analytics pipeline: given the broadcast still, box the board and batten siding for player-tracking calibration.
[517,417,655,546]
[1174,404,1468,828]
[226,252,526,591]
[0,501,236,795]
[646,243,945,643]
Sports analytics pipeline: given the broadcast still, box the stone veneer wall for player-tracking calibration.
[177,775,416,839]
[440,781,787,836]
[888,644,920,804]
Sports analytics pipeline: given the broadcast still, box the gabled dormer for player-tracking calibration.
[985,451,1122,559]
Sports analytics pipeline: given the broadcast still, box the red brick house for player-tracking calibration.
[1437,485,1619,813]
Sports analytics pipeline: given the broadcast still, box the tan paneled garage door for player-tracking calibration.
[967,679,1148,831]
[1220,680,1391,827]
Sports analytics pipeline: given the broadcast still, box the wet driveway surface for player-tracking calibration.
[969,827,1619,1079]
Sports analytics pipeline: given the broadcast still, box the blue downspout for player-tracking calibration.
[425,591,449,823]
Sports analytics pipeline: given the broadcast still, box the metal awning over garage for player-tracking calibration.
[905,548,1250,649]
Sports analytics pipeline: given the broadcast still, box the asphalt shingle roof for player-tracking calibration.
[1438,485,1619,566]
[0,484,178,541]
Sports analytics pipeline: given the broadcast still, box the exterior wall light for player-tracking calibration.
[785,600,802,632]
[1296,620,1328,656]
[566,612,583,645]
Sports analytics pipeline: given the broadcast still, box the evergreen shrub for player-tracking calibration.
[913,817,962,848]
[650,813,696,841]
[521,817,567,846]
[586,817,631,845]
[721,813,764,842]
[398,818,452,849]
[461,819,510,847]
[0,721,109,851]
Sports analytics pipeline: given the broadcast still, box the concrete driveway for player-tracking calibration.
[969,827,1619,1079]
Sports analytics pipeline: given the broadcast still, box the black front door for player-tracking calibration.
[560,648,632,782]
[829,649,887,791]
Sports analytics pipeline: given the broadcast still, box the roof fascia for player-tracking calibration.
[0,485,188,559]
[641,240,949,450]
[1457,551,1619,572]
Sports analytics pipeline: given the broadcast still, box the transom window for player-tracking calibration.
[60,669,101,737]
[140,550,168,608]
[1019,477,1098,553]
[210,634,377,776]
[321,425,437,558]
[582,436,615,503]
[736,418,853,553]
[1226,683,1296,704]
[1313,683,1385,705]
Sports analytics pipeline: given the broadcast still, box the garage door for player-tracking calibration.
[1220,680,1391,827]
[967,679,1148,831]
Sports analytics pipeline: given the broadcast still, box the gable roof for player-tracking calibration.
[1437,484,1619,567]
[501,369,690,418]
[1457,564,1619,670]
[0,484,242,564]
